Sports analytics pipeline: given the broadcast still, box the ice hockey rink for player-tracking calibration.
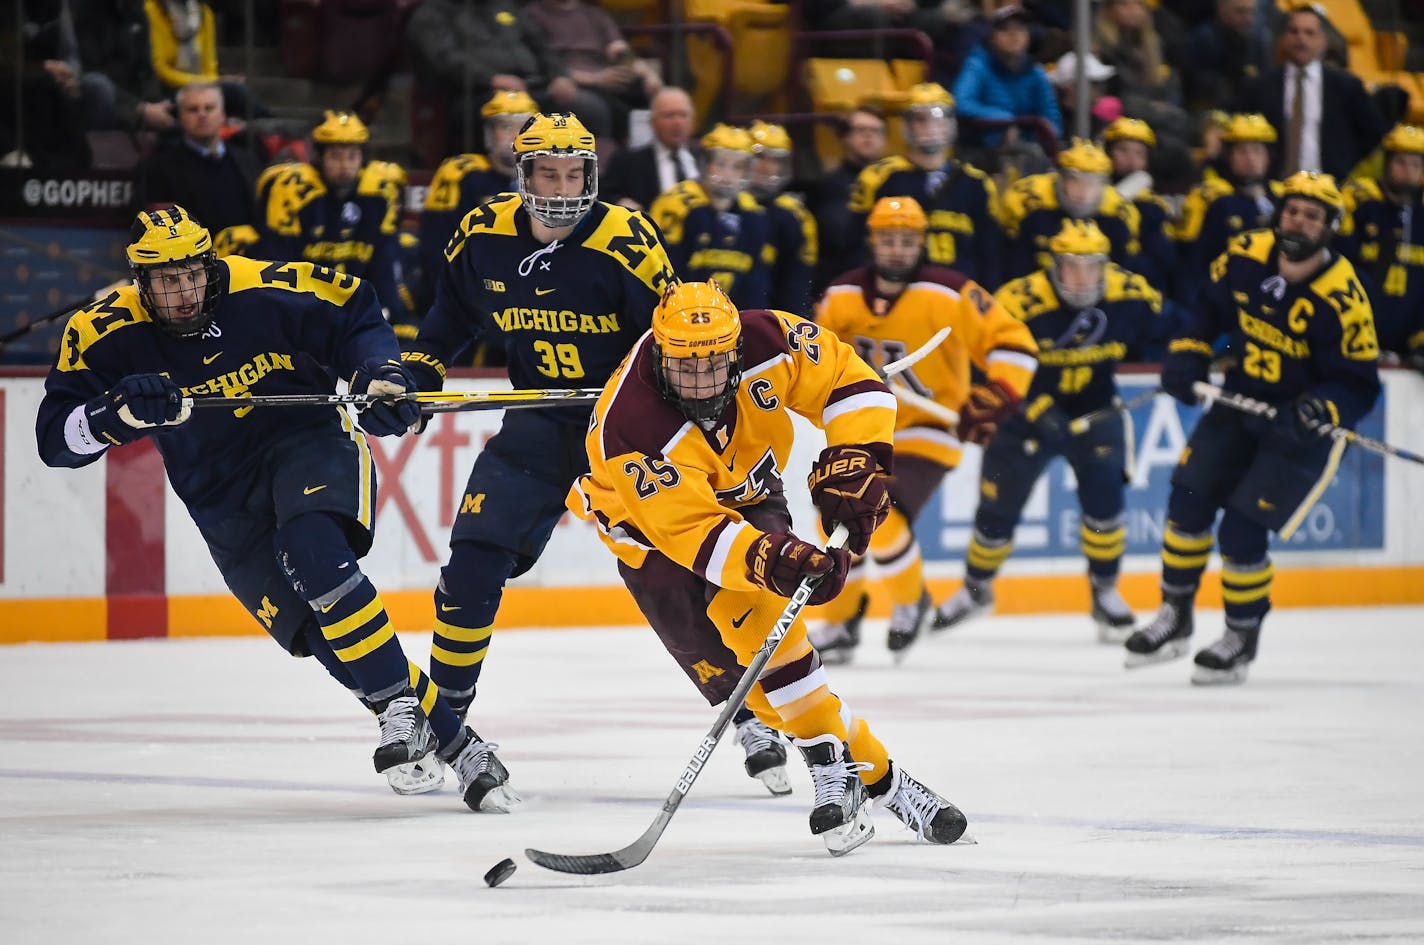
[2,606,1421,945]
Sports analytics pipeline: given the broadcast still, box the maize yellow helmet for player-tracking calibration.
[312,110,370,146]
[482,90,540,121]
[700,124,755,201]
[513,112,599,227]
[903,82,956,153]
[1382,123,1424,156]
[651,280,744,423]
[1048,219,1110,309]
[1275,171,1344,260]
[1057,138,1112,175]
[127,206,223,338]
[1102,117,1156,149]
[1221,113,1277,144]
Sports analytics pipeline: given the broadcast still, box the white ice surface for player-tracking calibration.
[2,606,1422,944]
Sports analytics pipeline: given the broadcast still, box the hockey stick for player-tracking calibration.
[525,524,851,876]
[888,378,960,426]
[1192,382,1424,466]
[0,281,130,350]
[1067,388,1162,435]
[183,387,602,413]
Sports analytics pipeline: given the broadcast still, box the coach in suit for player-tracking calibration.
[135,81,257,234]
[1238,6,1385,181]
[601,86,699,212]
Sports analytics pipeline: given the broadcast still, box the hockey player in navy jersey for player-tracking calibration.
[748,120,818,318]
[1125,173,1381,685]
[651,124,773,310]
[401,112,699,796]
[848,83,1002,287]
[255,111,410,322]
[934,220,1159,642]
[36,206,513,812]
[418,90,538,312]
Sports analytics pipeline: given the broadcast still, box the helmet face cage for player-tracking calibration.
[904,103,955,154]
[133,255,223,338]
[1051,253,1107,309]
[517,150,598,227]
[701,148,752,201]
[750,149,790,199]
[1057,169,1107,219]
[655,337,744,424]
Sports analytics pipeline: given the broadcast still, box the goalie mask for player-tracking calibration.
[1274,171,1344,262]
[651,280,744,425]
[127,206,223,338]
[514,112,599,228]
[1048,218,1110,309]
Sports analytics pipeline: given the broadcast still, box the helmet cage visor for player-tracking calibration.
[654,338,744,424]
[517,149,599,227]
[133,254,224,338]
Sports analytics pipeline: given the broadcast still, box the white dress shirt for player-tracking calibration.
[1283,60,1323,174]
[655,142,698,194]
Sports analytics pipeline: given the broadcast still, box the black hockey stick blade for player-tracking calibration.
[525,806,674,874]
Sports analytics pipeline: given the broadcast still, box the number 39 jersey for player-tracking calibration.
[1183,229,1381,426]
[413,194,676,420]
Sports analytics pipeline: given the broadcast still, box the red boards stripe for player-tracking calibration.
[105,439,167,639]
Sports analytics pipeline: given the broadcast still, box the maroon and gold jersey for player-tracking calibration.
[568,309,896,586]
[815,265,1038,467]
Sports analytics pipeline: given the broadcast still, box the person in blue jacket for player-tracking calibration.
[952,5,1062,150]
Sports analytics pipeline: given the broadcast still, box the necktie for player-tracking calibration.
[1284,66,1305,176]
[670,149,687,183]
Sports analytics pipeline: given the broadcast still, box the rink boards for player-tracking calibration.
[2,369,1421,643]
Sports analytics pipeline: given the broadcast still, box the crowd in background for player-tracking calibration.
[4,0,1423,371]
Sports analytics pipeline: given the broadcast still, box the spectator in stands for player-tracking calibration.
[1050,51,1117,140]
[76,0,180,134]
[810,105,887,290]
[143,0,266,119]
[522,0,661,144]
[1238,5,1385,181]
[406,0,602,150]
[952,5,1062,150]
[1094,0,1179,105]
[134,81,257,234]
[799,0,960,60]
[600,86,698,212]
[1180,0,1273,114]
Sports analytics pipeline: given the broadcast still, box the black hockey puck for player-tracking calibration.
[484,857,517,887]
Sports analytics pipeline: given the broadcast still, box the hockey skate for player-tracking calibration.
[932,579,993,632]
[1123,594,1193,668]
[385,755,445,795]
[872,764,968,844]
[808,591,869,665]
[372,690,438,774]
[795,734,874,856]
[1191,622,1260,686]
[1091,577,1136,644]
[736,716,792,796]
[887,589,933,660]
[441,728,520,812]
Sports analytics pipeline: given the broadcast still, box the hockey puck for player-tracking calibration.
[484,857,517,887]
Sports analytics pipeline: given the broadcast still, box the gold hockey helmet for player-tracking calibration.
[127,206,223,337]
[312,110,370,146]
[651,280,744,424]
[866,195,928,233]
[1102,117,1156,149]
[513,112,598,227]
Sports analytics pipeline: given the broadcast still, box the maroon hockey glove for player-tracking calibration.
[957,379,1020,446]
[746,532,851,606]
[807,445,891,556]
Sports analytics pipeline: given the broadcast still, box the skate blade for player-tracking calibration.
[1123,638,1191,669]
[753,765,793,797]
[817,647,855,666]
[386,758,445,796]
[823,805,875,857]
[1191,663,1250,686]
[930,604,989,634]
[953,831,978,845]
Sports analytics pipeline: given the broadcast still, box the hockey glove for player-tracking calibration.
[957,379,1019,446]
[1161,339,1212,405]
[1277,394,1338,446]
[1023,394,1069,445]
[351,359,421,437]
[807,444,891,556]
[746,532,851,606]
[84,373,189,447]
